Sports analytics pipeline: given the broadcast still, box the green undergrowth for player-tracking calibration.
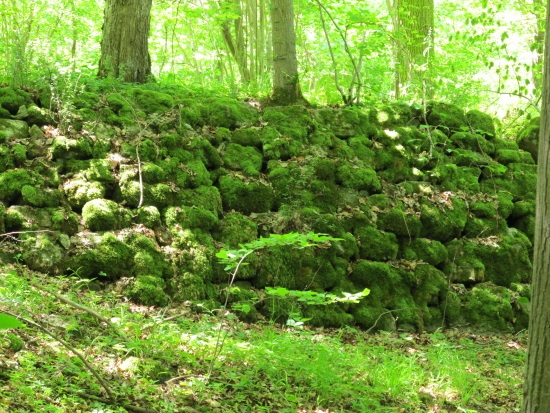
[0,267,525,413]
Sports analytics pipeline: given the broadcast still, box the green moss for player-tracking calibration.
[180,97,259,129]
[141,162,167,183]
[426,102,467,133]
[0,169,39,203]
[219,175,274,214]
[476,229,532,287]
[178,186,223,217]
[466,109,496,139]
[82,199,131,231]
[494,149,526,165]
[401,238,448,266]
[262,105,313,142]
[21,185,61,208]
[11,144,26,165]
[352,304,396,331]
[481,163,537,201]
[336,162,381,192]
[450,132,494,155]
[433,164,481,192]
[189,137,222,169]
[463,216,507,238]
[312,107,369,138]
[419,198,468,242]
[74,233,133,279]
[0,87,30,115]
[517,116,539,162]
[412,264,447,306]
[377,207,422,238]
[131,88,174,114]
[452,149,492,167]
[511,200,535,219]
[136,206,161,228]
[63,178,105,210]
[22,234,65,274]
[350,260,402,305]
[463,283,514,331]
[443,239,486,284]
[214,212,258,247]
[50,136,93,160]
[0,145,13,172]
[232,127,262,147]
[164,205,218,230]
[332,232,359,260]
[355,226,398,261]
[303,305,354,328]
[50,208,79,235]
[493,137,519,151]
[74,91,100,110]
[222,143,263,175]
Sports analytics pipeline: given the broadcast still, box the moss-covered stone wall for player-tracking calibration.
[0,83,536,332]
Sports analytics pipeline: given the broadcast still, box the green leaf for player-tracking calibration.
[0,314,24,329]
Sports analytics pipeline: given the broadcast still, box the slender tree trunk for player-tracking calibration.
[394,0,434,99]
[523,1,550,411]
[98,0,152,83]
[270,0,305,105]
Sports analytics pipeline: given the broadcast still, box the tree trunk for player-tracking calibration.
[98,0,152,83]
[394,0,434,99]
[523,1,550,411]
[270,0,305,105]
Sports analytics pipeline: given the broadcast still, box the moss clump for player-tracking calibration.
[64,178,105,210]
[476,229,532,287]
[463,283,514,331]
[22,234,65,274]
[303,305,354,328]
[222,143,263,176]
[180,97,259,129]
[426,102,467,133]
[517,116,539,162]
[141,162,167,183]
[401,238,448,266]
[511,200,535,219]
[82,199,131,231]
[11,143,26,165]
[450,132,494,155]
[352,304,396,332]
[131,88,174,114]
[336,162,381,192]
[0,87,30,115]
[125,275,170,307]
[413,264,447,305]
[65,159,115,183]
[350,260,402,305]
[50,136,93,160]
[188,137,222,169]
[263,105,314,142]
[260,126,304,160]
[50,208,79,235]
[312,107,370,138]
[377,207,422,238]
[452,149,493,167]
[136,206,161,228]
[0,169,39,203]
[420,198,468,242]
[481,163,537,201]
[463,216,506,238]
[119,181,174,209]
[127,233,171,279]
[268,161,314,208]
[74,233,133,279]
[74,91,100,110]
[232,127,262,148]
[466,109,496,138]
[214,212,258,247]
[494,149,526,165]
[355,226,398,261]
[21,185,61,208]
[443,239,486,284]
[0,145,13,172]
[219,175,274,214]
[164,205,218,230]
[433,164,481,192]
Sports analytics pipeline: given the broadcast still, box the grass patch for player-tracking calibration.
[0,266,526,412]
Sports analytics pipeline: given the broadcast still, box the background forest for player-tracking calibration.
[0,0,544,118]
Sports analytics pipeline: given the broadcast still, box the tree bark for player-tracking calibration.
[522,1,550,411]
[394,0,434,99]
[98,0,152,83]
[270,0,305,105]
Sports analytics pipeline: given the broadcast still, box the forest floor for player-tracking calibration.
[0,267,526,413]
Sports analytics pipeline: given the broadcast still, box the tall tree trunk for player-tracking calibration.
[394,0,434,99]
[98,0,152,83]
[270,0,305,105]
[523,1,550,411]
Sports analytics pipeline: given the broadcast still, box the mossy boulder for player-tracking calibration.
[517,116,540,162]
[466,109,496,139]
[449,132,494,155]
[352,303,397,332]
[136,206,161,228]
[336,162,381,192]
[180,97,259,129]
[64,178,105,210]
[355,226,398,261]
[463,283,514,331]
[82,199,131,231]
[0,169,41,204]
[312,107,369,138]
[214,212,258,247]
[0,87,31,116]
[50,136,93,160]
[426,102,467,133]
[475,229,532,287]
[232,126,263,148]
[263,105,314,141]
[219,175,274,214]
[401,238,448,266]
[125,275,170,307]
[420,197,468,242]
[443,239,486,284]
[71,232,134,279]
[21,185,61,208]
[164,205,218,230]
[178,186,223,217]
[222,143,263,175]
[480,163,537,201]
[131,88,174,114]
[377,206,422,238]
[0,119,29,140]
[350,260,403,306]
[50,208,79,235]
[22,234,66,274]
